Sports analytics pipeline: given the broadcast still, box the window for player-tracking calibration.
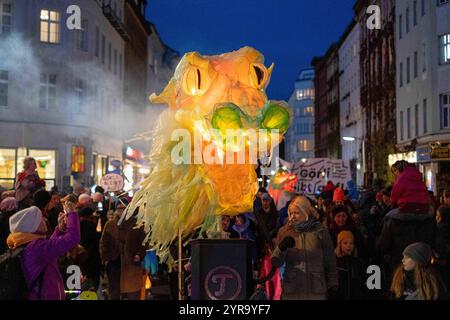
[1,2,12,35]
[101,35,105,64]
[406,7,410,33]
[442,93,450,128]
[440,34,450,64]
[40,10,60,43]
[39,73,57,110]
[400,111,404,140]
[114,49,117,75]
[108,42,112,70]
[296,88,314,101]
[414,51,418,78]
[75,79,84,113]
[407,56,410,83]
[421,0,425,16]
[76,19,88,52]
[415,104,419,137]
[0,70,8,108]
[0,148,16,190]
[407,108,411,139]
[399,15,403,39]
[399,62,403,87]
[422,42,427,72]
[438,0,449,5]
[413,0,417,26]
[95,26,99,57]
[423,98,427,133]
[28,149,56,189]
[304,106,314,116]
[297,140,312,152]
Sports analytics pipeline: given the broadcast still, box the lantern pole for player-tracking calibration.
[178,228,182,300]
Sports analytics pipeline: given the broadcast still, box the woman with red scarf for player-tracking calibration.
[15,157,45,210]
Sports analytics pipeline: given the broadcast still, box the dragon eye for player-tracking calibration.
[182,66,210,96]
[260,101,291,134]
[250,63,268,89]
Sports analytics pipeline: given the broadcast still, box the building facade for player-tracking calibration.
[339,20,364,187]
[285,68,315,163]
[395,0,450,194]
[313,44,341,160]
[0,0,175,193]
[354,0,397,187]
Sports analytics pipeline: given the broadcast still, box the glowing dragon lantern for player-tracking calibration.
[124,47,292,261]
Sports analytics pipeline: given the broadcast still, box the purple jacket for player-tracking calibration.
[21,211,80,300]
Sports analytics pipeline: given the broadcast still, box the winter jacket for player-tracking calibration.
[377,209,443,277]
[7,211,80,300]
[15,172,45,209]
[390,166,430,213]
[100,214,121,264]
[271,223,338,300]
[336,255,366,300]
[79,217,102,287]
[119,216,147,294]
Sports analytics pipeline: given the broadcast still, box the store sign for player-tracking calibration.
[279,158,351,195]
[430,142,450,160]
[100,173,124,192]
[416,146,431,163]
[125,146,144,163]
[71,146,85,173]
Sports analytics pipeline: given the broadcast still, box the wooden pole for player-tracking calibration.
[178,228,182,300]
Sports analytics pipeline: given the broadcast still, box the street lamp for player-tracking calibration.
[342,136,365,187]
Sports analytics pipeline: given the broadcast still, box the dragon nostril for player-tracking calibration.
[196,68,201,89]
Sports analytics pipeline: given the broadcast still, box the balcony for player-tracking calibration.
[103,5,131,42]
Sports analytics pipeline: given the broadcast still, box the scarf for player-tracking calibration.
[7,232,46,250]
[290,217,320,233]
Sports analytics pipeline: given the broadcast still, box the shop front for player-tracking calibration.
[123,146,149,192]
[416,142,450,196]
[0,147,56,191]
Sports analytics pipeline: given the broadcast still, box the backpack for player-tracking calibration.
[0,246,44,300]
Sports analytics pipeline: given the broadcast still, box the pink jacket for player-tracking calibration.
[390,166,429,210]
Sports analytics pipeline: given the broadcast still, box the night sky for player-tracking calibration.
[146,0,355,101]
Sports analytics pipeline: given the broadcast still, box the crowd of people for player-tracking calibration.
[1,157,449,300]
[0,157,149,300]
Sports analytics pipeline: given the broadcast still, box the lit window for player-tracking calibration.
[0,148,16,190]
[297,140,312,152]
[440,34,450,64]
[40,9,60,43]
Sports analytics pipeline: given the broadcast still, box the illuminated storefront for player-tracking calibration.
[123,146,149,191]
[416,142,450,195]
[0,147,56,191]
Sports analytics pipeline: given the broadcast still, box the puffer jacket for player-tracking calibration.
[271,223,338,300]
[390,166,429,212]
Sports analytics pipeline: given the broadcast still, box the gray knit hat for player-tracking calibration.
[403,242,432,266]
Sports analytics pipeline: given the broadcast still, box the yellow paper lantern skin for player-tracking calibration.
[124,47,292,263]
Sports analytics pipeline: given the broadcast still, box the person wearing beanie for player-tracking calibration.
[0,197,18,254]
[334,231,366,300]
[6,201,80,299]
[271,195,338,300]
[390,242,447,300]
[333,187,346,205]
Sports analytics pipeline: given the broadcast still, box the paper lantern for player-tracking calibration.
[124,47,292,263]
